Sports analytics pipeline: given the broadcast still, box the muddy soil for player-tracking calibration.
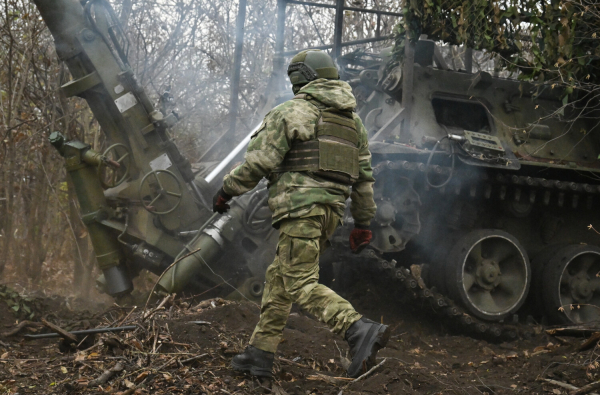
[0,285,599,395]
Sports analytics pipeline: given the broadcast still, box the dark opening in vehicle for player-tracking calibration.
[432,98,491,133]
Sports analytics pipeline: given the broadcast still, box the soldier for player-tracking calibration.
[213,49,389,378]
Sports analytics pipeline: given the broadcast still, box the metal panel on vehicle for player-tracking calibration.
[150,153,173,171]
[114,92,138,113]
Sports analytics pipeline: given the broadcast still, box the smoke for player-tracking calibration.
[110,0,282,165]
[112,0,402,166]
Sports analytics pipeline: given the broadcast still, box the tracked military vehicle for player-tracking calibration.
[330,40,600,329]
[33,0,600,336]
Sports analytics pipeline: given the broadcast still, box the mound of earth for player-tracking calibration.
[0,288,599,394]
[164,301,590,394]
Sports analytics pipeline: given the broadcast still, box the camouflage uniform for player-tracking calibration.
[222,78,376,353]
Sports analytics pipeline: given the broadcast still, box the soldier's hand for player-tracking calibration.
[212,187,232,214]
[349,225,372,254]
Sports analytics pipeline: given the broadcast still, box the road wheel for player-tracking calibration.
[446,229,531,321]
[542,245,600,324]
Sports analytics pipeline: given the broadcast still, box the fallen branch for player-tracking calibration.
[571,381,600,395]
[88,362,124,387]
[542,379,600,395]
[307,372,353,384]
[350,358,387,384]
[41,319,77,343]
[547,324,600,337]
[155,356,178,372]
[181,353,208,364]
[278,357,310,369]
[579,332,600,352]
[543,378,579,391]
[0,320,43,337]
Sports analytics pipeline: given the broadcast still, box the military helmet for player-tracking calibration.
[287,49,339,87]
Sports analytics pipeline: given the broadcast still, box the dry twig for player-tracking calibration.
[181,353,208,364]
[88,362,124,387]
[278,357,310,369]
[41,318,77,343]
[542,378,600,395]
[307,372,353,384]
[571,381,600,395]
[155,356,178,371]
[349,358,387,385]
[1,320,43,337]
[579,332,600,352]
[143,294,173,321]
[142,247,202,313]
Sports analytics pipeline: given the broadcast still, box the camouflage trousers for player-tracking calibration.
[249,206,362,353]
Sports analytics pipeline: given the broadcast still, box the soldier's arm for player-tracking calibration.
[222,110,291,196]
[350,116,377,226]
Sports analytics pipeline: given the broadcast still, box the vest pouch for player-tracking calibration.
[271,96,360,185]
[318,140,359,180]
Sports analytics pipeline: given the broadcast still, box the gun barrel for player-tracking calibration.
[205,124,261,183]
[32,0,86,60]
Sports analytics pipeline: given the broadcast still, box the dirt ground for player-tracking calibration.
[1,282,600,395]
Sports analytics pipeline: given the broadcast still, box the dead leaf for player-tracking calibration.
[131,340,143,351]
[135,371,149,384]
[60,366,68,374]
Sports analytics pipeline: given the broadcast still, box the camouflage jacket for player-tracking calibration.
[222,79,377,226]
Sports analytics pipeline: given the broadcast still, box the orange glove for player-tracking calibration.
[212,187,232,214]
[349,225,372,254]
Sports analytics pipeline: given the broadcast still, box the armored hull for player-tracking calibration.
[330,45,600,327]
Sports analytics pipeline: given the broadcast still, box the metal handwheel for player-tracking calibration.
[98,143,131,189]
[139,170,183,215]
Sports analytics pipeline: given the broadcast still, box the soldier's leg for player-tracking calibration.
[277,210,389,379]
[249,234,293,353]
[278,215,362,336]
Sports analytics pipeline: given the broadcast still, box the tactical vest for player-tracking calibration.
[272,94,360,185]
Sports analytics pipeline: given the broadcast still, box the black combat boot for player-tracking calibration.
[345,317,390,378]
[231,345,274,377]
